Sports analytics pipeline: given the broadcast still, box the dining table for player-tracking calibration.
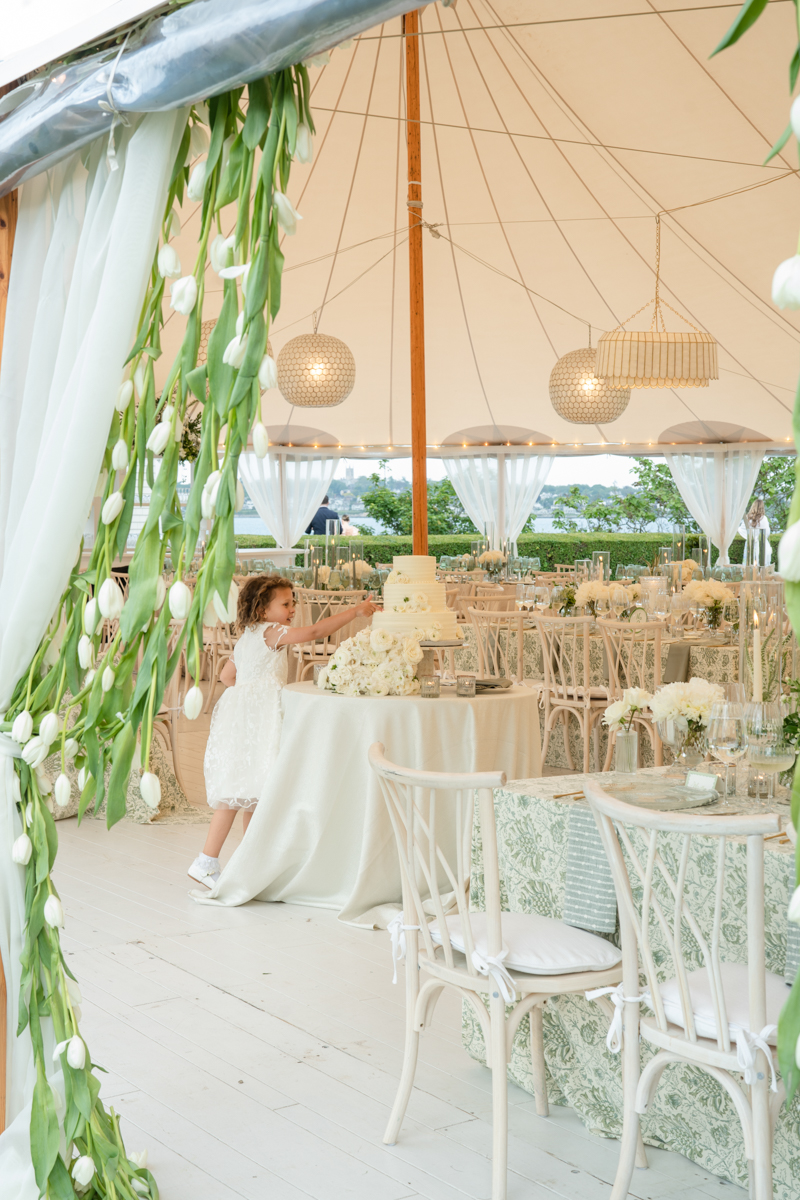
[194,680,542,925]
[463,767,797,1197]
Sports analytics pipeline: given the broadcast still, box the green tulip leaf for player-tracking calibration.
[31,1060,60,1190]
[106,723,136,829]
[710,0,769,56]
[764,121,792,165]
[243,78,271,151]
[186,363,207,404]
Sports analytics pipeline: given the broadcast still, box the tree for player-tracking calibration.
[361,468,478,535]
[630,458,696,530]
[753,455,794,531]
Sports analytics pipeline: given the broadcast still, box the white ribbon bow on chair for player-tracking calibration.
[471,948,517,1004]
[735,1025,778,1091]
[586,984,646,1054]
[387,912,421,985]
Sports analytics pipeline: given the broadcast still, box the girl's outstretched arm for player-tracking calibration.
[265,600,381,647]
[220,658,237,686]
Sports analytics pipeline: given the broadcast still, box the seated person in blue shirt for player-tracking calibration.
[305,496,341,536]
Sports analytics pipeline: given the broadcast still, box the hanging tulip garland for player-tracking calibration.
[1,64,312,1200]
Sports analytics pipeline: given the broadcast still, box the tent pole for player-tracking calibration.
[404,9,428,555]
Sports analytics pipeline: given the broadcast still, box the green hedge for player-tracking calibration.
[235,532,780,570]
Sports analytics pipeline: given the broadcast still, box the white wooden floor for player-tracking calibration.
[53,816,747,1200]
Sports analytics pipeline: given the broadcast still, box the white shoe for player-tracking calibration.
[188,856,220,889]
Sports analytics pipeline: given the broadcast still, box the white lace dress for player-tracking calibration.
[203,622,288,810]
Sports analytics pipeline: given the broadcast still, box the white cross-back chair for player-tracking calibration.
[598,618,664,769]
[535,613,610,772]
[468,609,525,683]
[293,589,367,680]
[201,619,237,713]
[583,779,785,1200]
[369,744,624,1200]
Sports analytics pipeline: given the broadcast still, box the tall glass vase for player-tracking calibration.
[615,728,638,774]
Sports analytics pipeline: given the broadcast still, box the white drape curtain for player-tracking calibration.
[0,111,186,1194]
[663,447,765,565]
[444,452,553,547]
[239,451,337,547]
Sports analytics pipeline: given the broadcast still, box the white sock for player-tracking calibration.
[197,852,219,869]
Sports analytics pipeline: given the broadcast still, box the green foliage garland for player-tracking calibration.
[1,65,312,1197]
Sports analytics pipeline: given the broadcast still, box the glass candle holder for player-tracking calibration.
[313,663,327,687]
[420,677,440,699]
[456,675,476,697]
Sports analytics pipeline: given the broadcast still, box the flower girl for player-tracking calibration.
[188,574,379,887]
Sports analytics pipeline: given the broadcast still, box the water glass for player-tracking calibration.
[457,675,476,697]
[745,702,783,803]
[707,701,747,798]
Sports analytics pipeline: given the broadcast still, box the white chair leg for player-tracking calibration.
[529,1004,549,1117]
[610,995,643,1199]
[384,942,421,1146]
[489,991,509,1200]
[750,1069,773,1200]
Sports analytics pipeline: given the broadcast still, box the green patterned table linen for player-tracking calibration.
[463,770,798,1196]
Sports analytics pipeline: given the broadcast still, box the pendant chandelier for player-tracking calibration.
[596,215,718,389]
[549,339,631,424]
[277,330,356,408]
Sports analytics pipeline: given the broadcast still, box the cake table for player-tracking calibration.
[194,681,542,925]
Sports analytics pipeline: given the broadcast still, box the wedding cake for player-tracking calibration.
[371,555,459,639]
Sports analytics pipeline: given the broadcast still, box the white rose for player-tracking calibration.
[370,628,395,653]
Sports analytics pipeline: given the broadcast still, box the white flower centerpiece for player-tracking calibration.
[478,549,506,578]
[649,678,724,768]
[682,578,735,631]
[602,687,653,773]
[575,580,609,617]
[317,625,444,696]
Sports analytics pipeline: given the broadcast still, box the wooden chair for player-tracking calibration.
[293,589,366,680]
[154,628,192,796]
[369,745,623,1200]
[535,613,610,773]
[202,620,237,713]
[584,779,784,1200]
[457,594,514,621]
[468,609,525,683]
[598,618,664,769]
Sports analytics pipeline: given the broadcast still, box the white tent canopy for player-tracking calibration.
[150,1,800,457]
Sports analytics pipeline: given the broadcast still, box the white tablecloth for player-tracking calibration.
[194,682,542,924]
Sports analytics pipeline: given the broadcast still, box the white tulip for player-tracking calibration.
[235,481,245,511]
[111,439,129,471]
[187,159,207,200]
[161,403,175,424]
[213,581,238,624]
[134,362,147,399]
[131,1180,149,1196]
[772,254,800,309]
[140,771,161,809]
[183,686,203,720]
[35,767,52,795]
[83,598,99,637]
[66,1035,86,1069]
[258,354,278,389]
[166,207,181,238]
[219,262,251,295]
[85,669,96,686]
[218,423,228,447]
[252,422,269,458]
[77,766,90,790]
[295,122,313,164]
[78,636,94,670]
[273,191,302,235]
[235,310,245,337]
[102,666,115,693]
[39,711,60,745]
[206,471,222,508]
[146,422,171,456]
[12,774,21,804]
[223,333,249,369]
[129,1150,149,1169]
[102,492,124,525]
[157,243,181,279]
[201,490,214,520]
[72,1156,95,1187]
[189,122,210,159]
[11,834,32,865]
[11,710,33,744]
[98,577,125,620]
[779,520,800,581]
[55,773,71,808]
[203,598,219,627]
[116,380,134,413]
[44,895,64,928]
[50,1083,65,1117]
[170,275,198,316]
[22,737,48,768]
[169,580,192,619]
[210,233,235,273]
[155,575,167,611]
[305,51,330,68]
[64,738,80,760]
[66,977,82,1004]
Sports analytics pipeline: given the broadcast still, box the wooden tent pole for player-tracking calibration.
[0,185,16,1137]
[404,9,428,555]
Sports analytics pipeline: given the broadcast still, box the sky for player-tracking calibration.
[334,454,637,488]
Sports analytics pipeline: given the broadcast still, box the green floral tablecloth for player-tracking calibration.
[462,772,800,1195]
[454,627,740,771]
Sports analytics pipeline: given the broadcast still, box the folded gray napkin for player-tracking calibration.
[562,806,618,934]
[662,642,691,684]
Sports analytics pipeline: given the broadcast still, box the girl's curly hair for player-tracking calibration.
[234,574,293,635]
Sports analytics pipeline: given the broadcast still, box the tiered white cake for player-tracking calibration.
[372,555,458,639]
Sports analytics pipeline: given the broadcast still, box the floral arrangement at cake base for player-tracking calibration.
[682,578,735,630]
[317,626,444,696]
[649,678,723,764]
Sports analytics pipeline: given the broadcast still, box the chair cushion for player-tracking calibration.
[428,911,622,976]
[654,962,786,1042]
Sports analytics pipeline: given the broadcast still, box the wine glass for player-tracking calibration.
[707,701,747,800]
[610,585,628,619]
[515,582,527,612]
[657,717,688,777]
[744,702,783,804]
[534,585,550,613]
